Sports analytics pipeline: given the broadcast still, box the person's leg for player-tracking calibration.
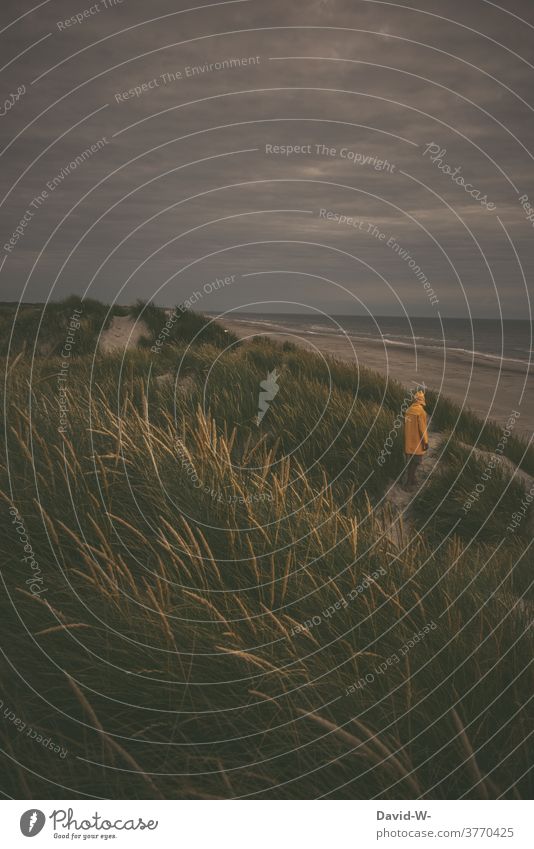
[402,454,411,487]
[405,454,420,488]
[402,454,411,486]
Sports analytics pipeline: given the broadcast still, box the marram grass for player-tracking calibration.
[0,304,532,799]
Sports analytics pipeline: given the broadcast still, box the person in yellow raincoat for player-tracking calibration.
[403,389,428,489]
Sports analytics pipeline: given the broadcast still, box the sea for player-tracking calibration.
[223,313,533,369]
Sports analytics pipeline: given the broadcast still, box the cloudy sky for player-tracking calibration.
[1,0,533,317]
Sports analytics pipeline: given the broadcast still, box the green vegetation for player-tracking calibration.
[130,298,239,350]
[413,438,534,547]
[0,299,532,799]
[0,297,127,358]
[0,297,238,360]
[426,392,534,474]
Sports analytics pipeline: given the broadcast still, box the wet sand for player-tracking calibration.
[223,318,534,439]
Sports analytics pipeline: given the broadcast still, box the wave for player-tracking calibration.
[312,329,531,365]
[230,317,302,334]
[380,338,415,348]
[382,339,532,366]
[446,347,532,366]
[229,317,532,367]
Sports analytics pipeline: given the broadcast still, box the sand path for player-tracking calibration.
[99,315,150,353]
[381,431,442,545]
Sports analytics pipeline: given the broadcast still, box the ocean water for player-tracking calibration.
[227,314,533,368]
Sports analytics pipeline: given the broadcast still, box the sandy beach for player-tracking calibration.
[223,317,534,438]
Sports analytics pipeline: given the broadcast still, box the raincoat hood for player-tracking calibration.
[407,401,425,413]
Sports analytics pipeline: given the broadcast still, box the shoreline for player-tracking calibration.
[222,317,534,438]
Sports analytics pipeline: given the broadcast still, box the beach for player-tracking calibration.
[223,317,534,438]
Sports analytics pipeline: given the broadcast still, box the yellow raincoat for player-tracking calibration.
[404,397,428,456]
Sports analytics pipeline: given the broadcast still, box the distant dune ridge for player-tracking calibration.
[223,315,534,438]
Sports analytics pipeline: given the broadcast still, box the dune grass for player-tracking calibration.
[0,303,532,800]
[129,299,239,350]
[0,296,128,358]
[0,297,238,361]
[425,390,534,474]
[412,438,534,548]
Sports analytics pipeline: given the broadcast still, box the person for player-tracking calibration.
[403,389,428,489]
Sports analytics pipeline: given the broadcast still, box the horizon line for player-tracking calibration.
[1,301,528,321]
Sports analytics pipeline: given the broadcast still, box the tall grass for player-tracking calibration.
[0,297,128,358]
[0,309,532,799]
[413,438,533,548]
[426,390,534,474]
[130,299,239,350]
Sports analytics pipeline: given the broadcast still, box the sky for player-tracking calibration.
[1,0,534,318]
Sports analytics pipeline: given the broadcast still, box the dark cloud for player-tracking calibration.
[1,0,533,316]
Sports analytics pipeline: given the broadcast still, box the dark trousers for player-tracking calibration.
[403,453,422,485]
